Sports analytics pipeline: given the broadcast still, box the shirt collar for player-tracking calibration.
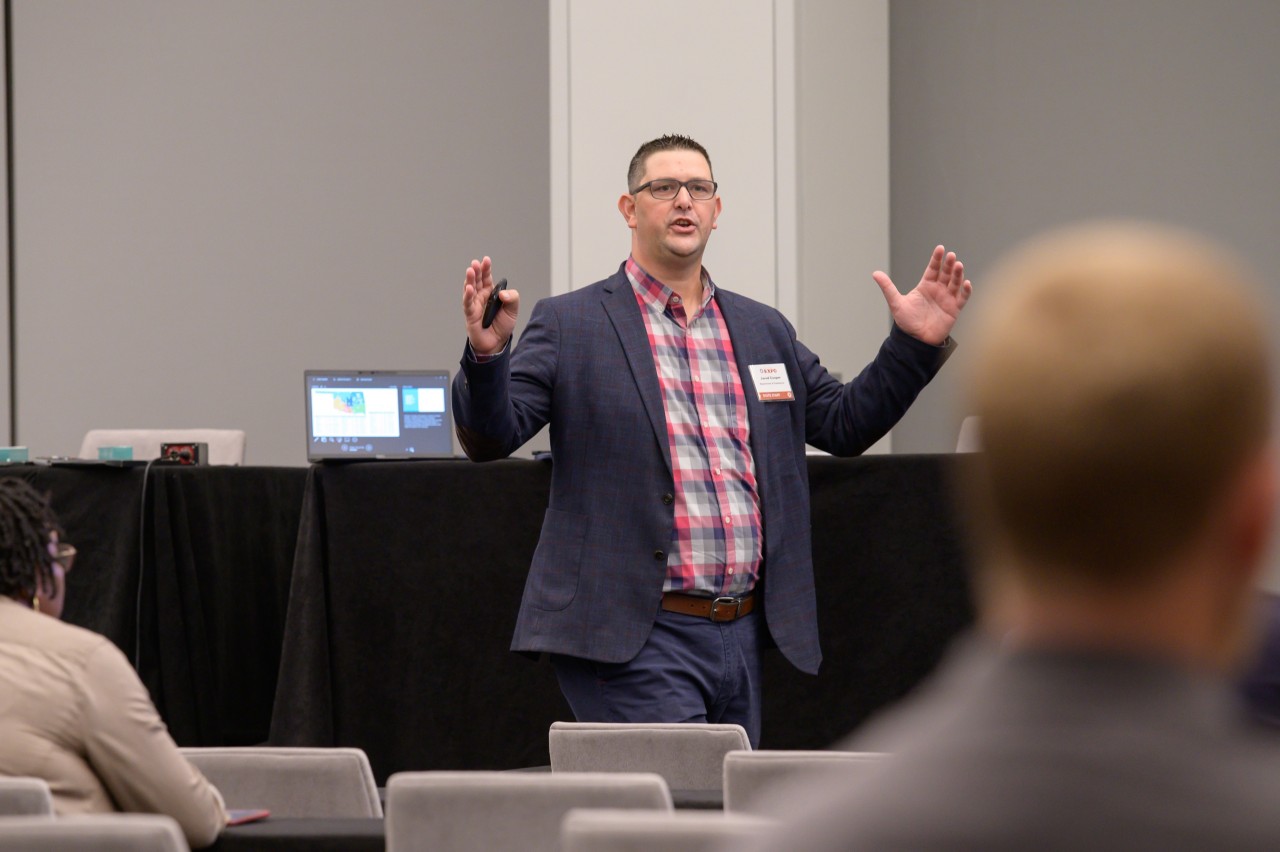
[625,256,716,316]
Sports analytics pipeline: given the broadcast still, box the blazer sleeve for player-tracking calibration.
[800,323,956,455]
[453,298,561,460]
[78,640,228,849]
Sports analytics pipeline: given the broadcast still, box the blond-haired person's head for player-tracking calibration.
[965,221,1275,672]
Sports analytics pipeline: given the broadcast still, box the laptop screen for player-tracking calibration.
[304,370,454,461]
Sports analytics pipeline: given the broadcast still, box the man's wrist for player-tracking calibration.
[467,338,510,363]
[891,323,951,348]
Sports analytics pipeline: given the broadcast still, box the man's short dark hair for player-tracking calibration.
[627,134,713,192]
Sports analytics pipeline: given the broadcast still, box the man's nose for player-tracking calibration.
[673,185,694,207]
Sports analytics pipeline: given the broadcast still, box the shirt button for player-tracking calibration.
[662,493,674,505]
[723,516,732,525]
[728,568,735,575]
[713,468,721,476]
[654,550,666,561]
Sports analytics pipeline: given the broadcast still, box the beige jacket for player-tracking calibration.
[0,596,227,847]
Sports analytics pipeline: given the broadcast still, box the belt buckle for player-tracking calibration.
[710,596,742,622]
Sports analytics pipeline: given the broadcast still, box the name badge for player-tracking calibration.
[748,363,794,402]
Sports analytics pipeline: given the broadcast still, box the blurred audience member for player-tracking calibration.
[746,221,1280,851]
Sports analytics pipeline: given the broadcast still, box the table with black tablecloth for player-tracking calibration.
[269,455,975,784]
[0,463,308,746]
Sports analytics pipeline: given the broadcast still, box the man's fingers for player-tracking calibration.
[871,271,900,306]
[925,245,945,279]
[938,251,957,283]
[463,266,482,314]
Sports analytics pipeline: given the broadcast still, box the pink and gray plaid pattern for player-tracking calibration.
[626,257,761,598]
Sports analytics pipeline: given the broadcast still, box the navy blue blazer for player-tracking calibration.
[453,265,953,674]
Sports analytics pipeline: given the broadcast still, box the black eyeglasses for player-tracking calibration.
[630,178,718,201]
[52,543,76,572]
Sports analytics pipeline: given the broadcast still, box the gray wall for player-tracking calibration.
[12,0,549,465]
[9,0,1280,465]
[888,0,1280,452]
[796,0,891,443]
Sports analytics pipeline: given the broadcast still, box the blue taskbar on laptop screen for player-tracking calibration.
[304,369,454,461]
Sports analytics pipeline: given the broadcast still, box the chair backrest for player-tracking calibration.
[0,777,54,816]
[0,815,186,851]
[549,721,750,793]
[384,771,672,852]
[722,749,887,815]
[79,428,247,465]
[955,415,982,452]
[179,746,382,818]
[561,808,779,852]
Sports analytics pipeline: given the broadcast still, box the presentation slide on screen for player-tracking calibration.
[402,386,445,413]
[311,388,400,437]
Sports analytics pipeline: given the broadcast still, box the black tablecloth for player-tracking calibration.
[762,454,976,748]
[0,463,308,746]
[270,455,975,784]
[269,460,569,782]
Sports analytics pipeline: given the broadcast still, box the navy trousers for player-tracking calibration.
[550,607,763,747]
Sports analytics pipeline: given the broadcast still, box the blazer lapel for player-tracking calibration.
[602,273,673,476]
[715,289,774,495]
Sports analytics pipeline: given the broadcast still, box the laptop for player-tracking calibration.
[304,369,454,461]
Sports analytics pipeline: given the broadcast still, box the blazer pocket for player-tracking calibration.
[527,508,587,611]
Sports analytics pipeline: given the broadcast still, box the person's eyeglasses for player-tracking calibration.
[630,178,718,201]
[52,543,76,572]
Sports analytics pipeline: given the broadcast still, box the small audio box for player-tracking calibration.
[160,442,209,465]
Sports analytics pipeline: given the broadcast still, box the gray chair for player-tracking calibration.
[0,814,186,851]
[722,749,887,815]
[79,428,247,465]
[562,807,779,852]
[549,721,750,793]
[384,770,672,852]
[0,777,54,816]
[179,746,382,818]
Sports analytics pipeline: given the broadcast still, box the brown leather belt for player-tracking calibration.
[661,592,755,622]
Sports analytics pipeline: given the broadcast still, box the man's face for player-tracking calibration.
[619,149,721,272]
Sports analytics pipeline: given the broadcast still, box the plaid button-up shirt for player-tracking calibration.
[626,257,761,598]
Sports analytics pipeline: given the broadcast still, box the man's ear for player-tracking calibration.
[710,196,722,230]
[619,194,638,229]
[1228,445,1277,584]
[1204,444,1277,673]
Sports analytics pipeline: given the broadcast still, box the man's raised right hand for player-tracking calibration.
[462,256,520,355]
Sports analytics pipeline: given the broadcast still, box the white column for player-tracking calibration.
[550,0,891,446]
[552,0,785,309]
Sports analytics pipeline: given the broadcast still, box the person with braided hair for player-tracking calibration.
[0,478,71,617]
[0,478,228,848]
